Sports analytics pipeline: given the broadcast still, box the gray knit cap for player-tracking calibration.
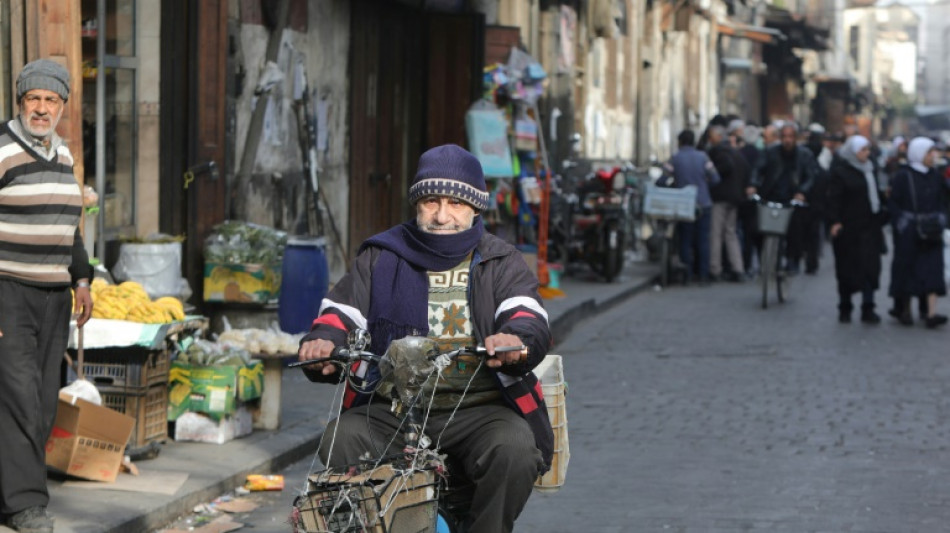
[17,59,70,101]
[408,144,489,211]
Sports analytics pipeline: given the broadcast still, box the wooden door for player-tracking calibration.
[425,12,484,147]
[159,1,228,303]
[348,0,423,253]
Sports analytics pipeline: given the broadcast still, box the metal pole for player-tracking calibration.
[95,0,106,262]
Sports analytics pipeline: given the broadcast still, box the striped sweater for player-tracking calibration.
[0,119,91,287]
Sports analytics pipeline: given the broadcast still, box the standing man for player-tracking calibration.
[0,59,94,533]
[298,144,552,533]
[665,129,721,284]
[707,125,747,281]
[747,122,818,274]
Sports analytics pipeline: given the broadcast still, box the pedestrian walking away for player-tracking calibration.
[665,129,721,284]
[0,58,94,533]
[296,144,552,533]
[706,125,747,281]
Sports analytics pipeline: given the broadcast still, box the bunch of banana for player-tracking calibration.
[87,280,187,323]
[125,300,174,324]
[154,296,186,321]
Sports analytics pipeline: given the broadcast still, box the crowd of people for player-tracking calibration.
[663,115,950,329]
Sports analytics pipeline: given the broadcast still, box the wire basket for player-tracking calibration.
[643,184,698,221]
[293,461,440,533]
[756,203,794,235]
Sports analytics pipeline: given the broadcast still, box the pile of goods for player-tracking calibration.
[204,221,287,265]
[176,339,255,366]
[216,326,303,355]
[86,279,186,323]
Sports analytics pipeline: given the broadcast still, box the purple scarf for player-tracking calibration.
[360,218,483,355]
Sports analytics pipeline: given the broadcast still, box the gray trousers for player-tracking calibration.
[0,280,71,515]
[319,401,542,533]
[710,202,745,276]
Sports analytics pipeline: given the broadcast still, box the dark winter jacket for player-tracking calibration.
[888,166,950,297]
[749,144,819,203]
[301,230,555,468]
[708,141,749,205]
[663,146,720,208]
[827,158,886,294]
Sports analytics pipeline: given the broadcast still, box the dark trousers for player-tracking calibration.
[319,402,543,533]
[0,280,71,515]
[783,208,808,271]
[677,207,712,282]
[802,207,823,273]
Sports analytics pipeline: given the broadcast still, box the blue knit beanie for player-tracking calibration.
[17,59,70,101]
[408,144,489,211]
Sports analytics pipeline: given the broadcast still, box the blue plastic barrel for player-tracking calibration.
[278,237,329,334]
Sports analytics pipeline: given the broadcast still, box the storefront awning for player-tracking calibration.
[717,19,785,44]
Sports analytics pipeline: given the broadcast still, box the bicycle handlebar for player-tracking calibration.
[288,344,526,369]
[747,194,807,208]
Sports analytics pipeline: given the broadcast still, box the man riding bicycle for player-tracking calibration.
[297,144,553,533]
[746,122,818,274]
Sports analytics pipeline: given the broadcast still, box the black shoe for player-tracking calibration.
[925,314,948,329]
[839,311,852,324]
[8,506,53,533]
[861,309,881,324]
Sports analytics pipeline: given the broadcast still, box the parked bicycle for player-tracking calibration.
[287,330,530,533]
[753,195,806,309]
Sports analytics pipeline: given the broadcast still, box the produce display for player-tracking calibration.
[87,279,187,323]
[176,339,254,366]
[216,327,303,355]
[203,220,287,264]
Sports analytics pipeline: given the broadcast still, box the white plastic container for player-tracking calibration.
[533,354,569,492]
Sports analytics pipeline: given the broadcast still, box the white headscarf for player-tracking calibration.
[907,137,935,174]
[840,135,880,213]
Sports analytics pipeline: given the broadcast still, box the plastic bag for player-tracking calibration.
[112,241,183,298]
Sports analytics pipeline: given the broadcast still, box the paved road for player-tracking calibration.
[161,247,950,532]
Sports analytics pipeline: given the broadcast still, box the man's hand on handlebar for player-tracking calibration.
[484,333,528,369]
[298,338,339,376]
[793,193,806,204]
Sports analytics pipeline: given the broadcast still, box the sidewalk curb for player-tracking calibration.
[107,419,325,533]
[550,273,659,346]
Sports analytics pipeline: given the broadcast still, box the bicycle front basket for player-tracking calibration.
[293,462,439,533]
[756,203,794,235]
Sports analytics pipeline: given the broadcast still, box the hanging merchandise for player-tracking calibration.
[514,111,539,152]
[465,101,515,178]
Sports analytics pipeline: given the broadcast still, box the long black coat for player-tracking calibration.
[827,158,886,294]
[888,166,949,298]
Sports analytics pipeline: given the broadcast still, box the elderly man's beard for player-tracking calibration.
[21,109,62,139]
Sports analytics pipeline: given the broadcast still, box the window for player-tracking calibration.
[849,25,860,71]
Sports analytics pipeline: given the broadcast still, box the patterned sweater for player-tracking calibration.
[0,119,91,287]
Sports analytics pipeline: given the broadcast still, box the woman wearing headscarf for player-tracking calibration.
[828,135,887,323]
[888,137,950,328]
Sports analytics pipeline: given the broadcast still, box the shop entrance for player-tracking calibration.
[348,0,483,257]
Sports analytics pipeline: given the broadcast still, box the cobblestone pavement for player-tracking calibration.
[155,248,950,533]
[519,253,950,532]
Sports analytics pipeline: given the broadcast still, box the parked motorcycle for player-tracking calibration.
[571,166,634,282]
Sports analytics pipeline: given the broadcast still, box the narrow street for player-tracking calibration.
[160,243,950,532]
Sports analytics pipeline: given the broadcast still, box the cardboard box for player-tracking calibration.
[203,262,281,303]
[168,360,264,421]
[173,406,252,444]
[45,392,135,482]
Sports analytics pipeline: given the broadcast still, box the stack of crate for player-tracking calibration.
[80,347,170,452]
